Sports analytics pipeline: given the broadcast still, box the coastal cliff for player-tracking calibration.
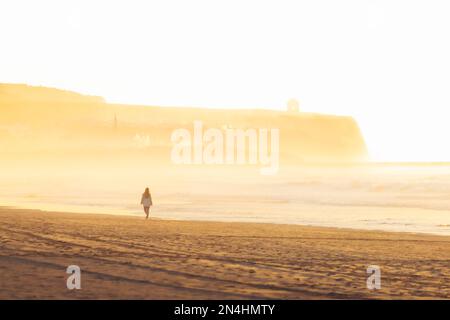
[0,84,368,163]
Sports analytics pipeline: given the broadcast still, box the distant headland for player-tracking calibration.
[0,83,368,164]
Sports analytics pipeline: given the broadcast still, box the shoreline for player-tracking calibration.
[1,207,449,299]
[1,203,449,237]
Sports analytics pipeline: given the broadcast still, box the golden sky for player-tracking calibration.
[1,0,450,161]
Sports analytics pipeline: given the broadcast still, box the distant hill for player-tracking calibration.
[0,83,368,163]
[0,83,104,104]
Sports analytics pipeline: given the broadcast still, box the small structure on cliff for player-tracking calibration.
[287,99,300,113]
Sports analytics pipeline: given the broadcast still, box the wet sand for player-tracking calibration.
[0,207,449,299]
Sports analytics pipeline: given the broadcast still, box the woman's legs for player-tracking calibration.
[144,206,149,219]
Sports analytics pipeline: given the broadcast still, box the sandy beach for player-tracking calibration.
[0,207,449,299]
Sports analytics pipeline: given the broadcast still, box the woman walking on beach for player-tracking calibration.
[141,187,153,219]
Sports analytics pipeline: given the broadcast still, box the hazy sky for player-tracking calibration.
[1,0,450,161]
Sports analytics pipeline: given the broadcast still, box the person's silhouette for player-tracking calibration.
[140,187,152,219]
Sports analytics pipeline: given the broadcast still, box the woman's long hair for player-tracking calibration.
[143,187,150,198]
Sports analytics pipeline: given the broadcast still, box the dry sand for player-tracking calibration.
[0,207,449,299]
